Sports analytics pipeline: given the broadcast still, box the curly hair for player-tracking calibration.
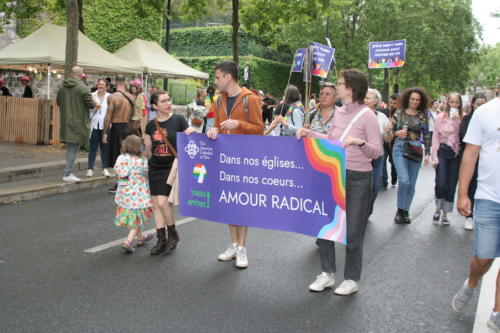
[398,87,430,113]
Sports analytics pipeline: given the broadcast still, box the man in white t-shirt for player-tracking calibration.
[452,97,500,331]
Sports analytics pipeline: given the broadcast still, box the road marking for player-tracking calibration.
[473,258,499,333]
[84,217,198,253]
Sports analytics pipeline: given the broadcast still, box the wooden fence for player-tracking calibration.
[0,97,60,145]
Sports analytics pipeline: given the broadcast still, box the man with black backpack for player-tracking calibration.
[103,75,135,193]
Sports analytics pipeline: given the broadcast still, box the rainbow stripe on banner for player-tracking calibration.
[303,138,347,243]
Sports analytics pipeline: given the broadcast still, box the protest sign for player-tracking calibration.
[291,48,306,72]
[310,42,335,78]
[178,133,347,244]
[368,39,406,68]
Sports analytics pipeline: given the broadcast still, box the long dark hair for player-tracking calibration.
[284,85,301,104]
[470,92,487,113]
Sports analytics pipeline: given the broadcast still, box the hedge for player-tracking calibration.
[178,55,317,98]
[170,26,291,63]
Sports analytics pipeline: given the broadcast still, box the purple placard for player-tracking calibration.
[310,42,335,78]
[291,48,305,72]
[368,39,406,68]
[178,133,347,244]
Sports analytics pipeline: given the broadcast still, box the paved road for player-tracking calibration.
[0,166,480,332]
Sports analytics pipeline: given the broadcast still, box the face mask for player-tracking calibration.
[449,108,459,118]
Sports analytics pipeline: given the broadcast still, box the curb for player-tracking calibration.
[0,158,98,183]
[0,176,115,205]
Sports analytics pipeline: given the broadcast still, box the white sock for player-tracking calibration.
[232,242,238,248]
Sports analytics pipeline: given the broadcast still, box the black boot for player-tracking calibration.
[402,210,411,224]
[394,209,405,224]
[164,225,179,254]
[150,228,167,255]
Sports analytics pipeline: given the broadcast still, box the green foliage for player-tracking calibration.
[167,79,200,105]
[169,26,290,62]
[241,0,480,97]
[83,0,163,52]
[178,55,293,97]
[469,43,500,91]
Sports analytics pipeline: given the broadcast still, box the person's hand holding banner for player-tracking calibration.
[207,127,219,140]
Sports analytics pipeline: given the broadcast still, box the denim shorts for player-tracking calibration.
[474,199,500,259]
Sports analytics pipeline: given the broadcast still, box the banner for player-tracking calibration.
[178,133,347,244]
[368,39,406,69]
[310,42,335,78]
[291,48,306,72]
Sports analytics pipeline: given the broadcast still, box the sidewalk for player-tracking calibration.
[0,143,115,204]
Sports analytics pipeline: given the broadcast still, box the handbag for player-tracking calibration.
[153,119,179,205]
[191,117,203,127]
[398,111,423,163]
[403,141,423,162]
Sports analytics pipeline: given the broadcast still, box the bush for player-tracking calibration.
[170,26,291,63]
[178,55,318,98]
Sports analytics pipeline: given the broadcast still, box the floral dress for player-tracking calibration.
[113,154,153,229]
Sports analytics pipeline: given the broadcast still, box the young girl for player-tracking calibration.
[431,92,463,225]
[114,135,154,253]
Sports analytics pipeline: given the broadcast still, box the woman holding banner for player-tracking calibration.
[296,69,381,295]
[385,88,431,224]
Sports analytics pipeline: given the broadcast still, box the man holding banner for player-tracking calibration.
[207,61,264,268]
[297,69,381,295]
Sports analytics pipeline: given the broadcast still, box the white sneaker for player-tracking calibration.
[309,272,335,292]
[85,169,93,177]
[464,217,474,231]
[217,243,237,261]
[102,168,111,177]
[235,246,248,268]
[334,280,359,295]
[62,174,82,182]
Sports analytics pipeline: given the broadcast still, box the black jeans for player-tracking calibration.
[318,169,372,281]
[434,144,461,212]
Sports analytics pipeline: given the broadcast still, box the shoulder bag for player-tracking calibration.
[153,119,179,205]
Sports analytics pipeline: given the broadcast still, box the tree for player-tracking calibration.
[64,0,79,78]
[468,44,500,92]
[240,0,479,97]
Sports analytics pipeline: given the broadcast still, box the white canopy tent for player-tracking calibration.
[114,38,209,92]
[0,23,142,98]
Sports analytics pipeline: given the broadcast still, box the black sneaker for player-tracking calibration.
[402,210,411,224]
[108,184,117,193]
[394,210,405,224]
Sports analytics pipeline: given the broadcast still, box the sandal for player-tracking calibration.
[137,234,154,247]
[122,240,135,253]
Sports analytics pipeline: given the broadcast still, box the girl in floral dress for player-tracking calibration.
[114,135,154,253]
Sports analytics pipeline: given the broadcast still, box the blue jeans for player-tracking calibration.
[88,128,110,169]
[369,155,384,214]
[474,199,500,258]
[392,139,422,211]
[434,144,460,212]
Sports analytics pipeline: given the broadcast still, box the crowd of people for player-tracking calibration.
[55,63,499,332]
[0,76,33,98]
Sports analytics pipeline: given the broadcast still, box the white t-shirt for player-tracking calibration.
[463,97,500,203]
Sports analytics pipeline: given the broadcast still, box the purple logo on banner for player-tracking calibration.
[368,39,406,68]
[310,42,335,78]
[178,133,347,244]
[291,48,305,72]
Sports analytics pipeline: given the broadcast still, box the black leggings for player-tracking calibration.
[109,123,131,168]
